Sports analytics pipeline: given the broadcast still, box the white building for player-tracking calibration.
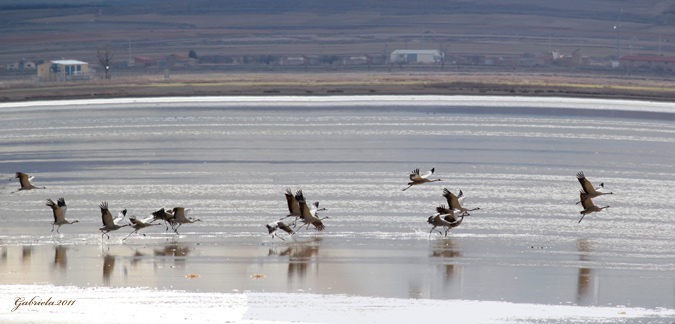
[37,60,89,81]
[390,49,443,64]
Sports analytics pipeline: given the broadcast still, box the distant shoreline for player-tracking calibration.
[3,95,674,122]
[1,72,674,103]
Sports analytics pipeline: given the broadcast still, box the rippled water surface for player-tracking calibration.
[1,96,674,312]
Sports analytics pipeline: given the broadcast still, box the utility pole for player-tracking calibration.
[659,33,662,55]
[615,8,622,60]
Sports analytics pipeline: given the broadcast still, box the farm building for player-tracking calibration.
[343,54,386,65]
[390,49,443,64]
[166,54,198,68]
[7,59,36,70]
[620,55,675,71]
[37,60,89,81]
[134,56,157,67]
[344,55,369,65]
[367,54,386,64]
[280,55,319,66]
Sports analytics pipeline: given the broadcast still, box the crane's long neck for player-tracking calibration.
[453,216,464,226]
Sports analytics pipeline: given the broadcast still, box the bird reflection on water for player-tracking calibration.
[53,245,67,271]
[102,254,115,286]
[153,242,190,270]
[268,237,322,283]
[21,246,32,268]
[154,243,190,259]
[576,239,596,306]
[129,249,147,268]
[430,239,462,283]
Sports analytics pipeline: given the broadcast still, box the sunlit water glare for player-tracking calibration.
[1,96,674,318]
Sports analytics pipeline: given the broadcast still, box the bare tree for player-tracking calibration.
[438,42,447,71]
[96,45,115,79]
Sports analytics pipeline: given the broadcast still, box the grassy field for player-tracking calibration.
[1,70,673,102]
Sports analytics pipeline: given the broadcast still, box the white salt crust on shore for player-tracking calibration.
[1,285,674,324]
[1,95,674,115]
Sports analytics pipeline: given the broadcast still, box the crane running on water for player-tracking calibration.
[295,190,327,231]
[98,202,129,239]
[283,188,301,219]
[427,213,459,238]
[13,172,45,192]
[578,191,609,223]
[443,188,480,216]
[427,204,467,237]
[169,207,201,234]
[280,188,326,224]
[46,198,78,233]
[124,216,160,241]
[151,207,175,231]
[402,168,442,191]
[266,221,295,240]
[576,171,613,204]
[437,204,466,227]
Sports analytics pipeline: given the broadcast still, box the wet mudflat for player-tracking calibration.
[0,96,674,322]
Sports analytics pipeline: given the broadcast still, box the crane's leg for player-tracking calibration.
[123,230,137,241]
[402,185,413,191]
[51,224,55,232]
[578,214,586,223]
[56,226,61,234]
[279,215,294,221]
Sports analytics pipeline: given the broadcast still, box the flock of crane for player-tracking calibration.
[12,172,201,241]
[269,183,478,240]
[44,198,202,241]
[7,168,613,241]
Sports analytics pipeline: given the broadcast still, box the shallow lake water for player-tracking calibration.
[0,96,674,322]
